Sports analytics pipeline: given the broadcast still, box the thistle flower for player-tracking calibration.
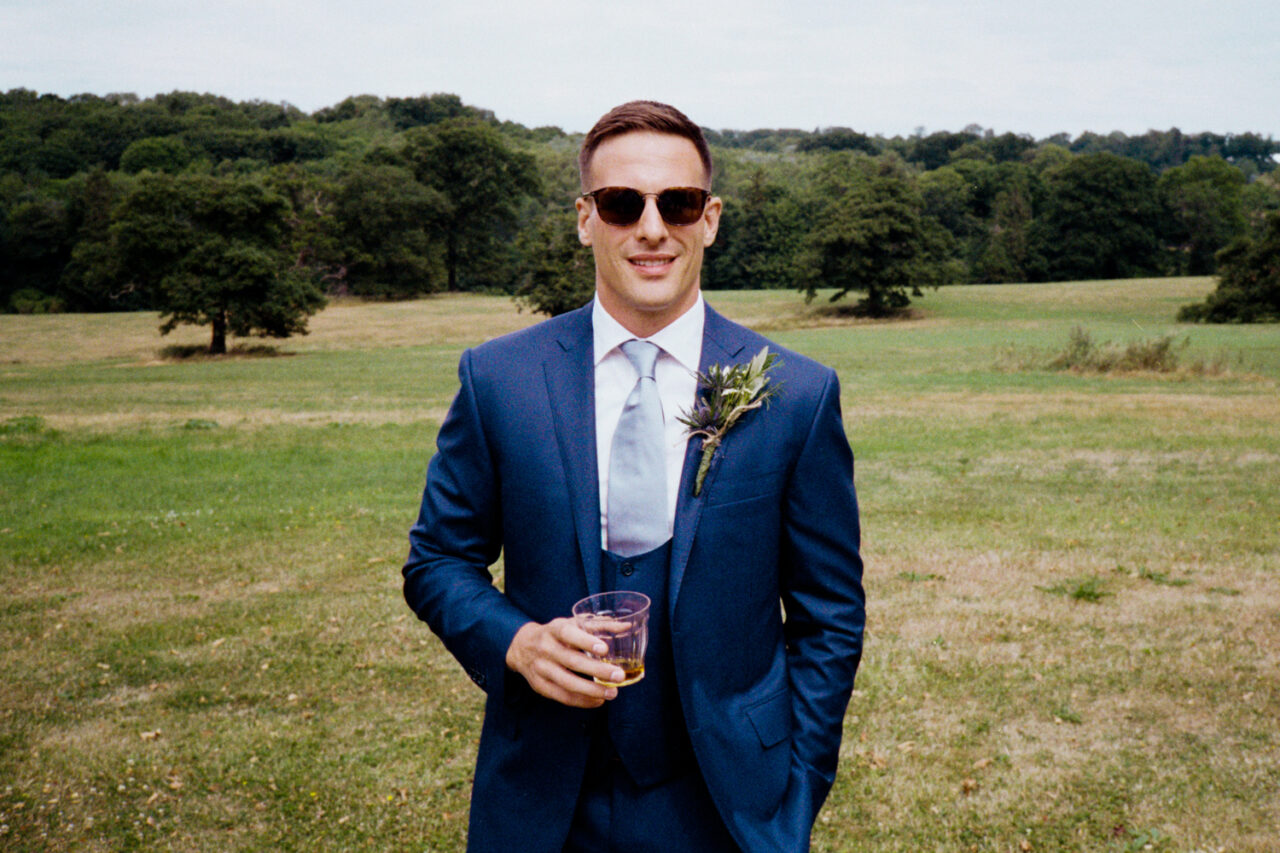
[678,346,780,496]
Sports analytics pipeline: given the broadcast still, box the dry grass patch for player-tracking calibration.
[291,296,540,351]
[851,387,1278,424]
[977,448,1280,479]
[844,538,1280,849]
[751,306,946,333]
[0,311,213,365]
[960,276,1216,312]
[0,294,541,366]
[25,406,451,433]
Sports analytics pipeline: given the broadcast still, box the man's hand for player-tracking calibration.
[505,618,624,708]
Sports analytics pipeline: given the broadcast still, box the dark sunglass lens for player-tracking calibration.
[591,187,707,226]
[657,189,706,225]
[594,188,645,225]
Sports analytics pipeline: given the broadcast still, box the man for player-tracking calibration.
[404,101,864,852]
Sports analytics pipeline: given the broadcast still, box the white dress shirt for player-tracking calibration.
[593,295,704,547]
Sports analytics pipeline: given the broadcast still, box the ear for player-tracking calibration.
[701,195,723,247]
[575,196,592,246]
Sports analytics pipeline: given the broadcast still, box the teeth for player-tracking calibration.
[632,259,669,266]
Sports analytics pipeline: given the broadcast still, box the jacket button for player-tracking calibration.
[620,561,635,576]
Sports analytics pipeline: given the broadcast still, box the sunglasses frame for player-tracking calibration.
[581,186,712,227]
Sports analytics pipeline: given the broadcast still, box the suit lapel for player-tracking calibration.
[669,304,748,612]
[543,307,603,596]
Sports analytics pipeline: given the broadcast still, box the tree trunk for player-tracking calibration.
[209,309,228,355]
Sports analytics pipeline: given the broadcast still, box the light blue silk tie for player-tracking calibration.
[607,340,668,557]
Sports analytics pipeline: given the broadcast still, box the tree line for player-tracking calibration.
[3,89,1278,344]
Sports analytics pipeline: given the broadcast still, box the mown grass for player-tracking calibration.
[2,279,1279,851]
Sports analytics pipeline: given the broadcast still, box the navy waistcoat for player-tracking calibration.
[600,541,695,787]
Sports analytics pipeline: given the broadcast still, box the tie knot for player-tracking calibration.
[620,339,659,380]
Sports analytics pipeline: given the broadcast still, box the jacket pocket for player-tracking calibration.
[744,687,791,749]
[705,465,787,508]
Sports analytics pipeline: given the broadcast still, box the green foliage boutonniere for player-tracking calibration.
[678,346,781,497]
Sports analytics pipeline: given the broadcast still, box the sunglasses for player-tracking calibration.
[581,186,711,227]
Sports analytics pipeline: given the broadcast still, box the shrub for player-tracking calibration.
[1047,326,1186,373]
[1179,211,1280,323]
[8,288,65,314]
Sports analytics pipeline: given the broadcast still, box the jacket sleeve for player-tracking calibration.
[776,366,865,840]
[403,348,531,699]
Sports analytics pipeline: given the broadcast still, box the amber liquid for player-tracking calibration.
[594,658,645,688]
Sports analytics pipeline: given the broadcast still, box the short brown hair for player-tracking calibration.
[578,100,713,189]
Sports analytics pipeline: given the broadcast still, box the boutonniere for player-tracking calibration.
[677,346,781,497]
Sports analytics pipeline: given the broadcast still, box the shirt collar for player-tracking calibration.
[592,294,705,375]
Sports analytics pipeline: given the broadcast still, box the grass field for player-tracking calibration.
[2,278,1278,851]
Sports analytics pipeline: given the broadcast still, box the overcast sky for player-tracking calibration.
[4,0,1278,138]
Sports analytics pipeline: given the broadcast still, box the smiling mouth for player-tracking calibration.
[630,258,673,268]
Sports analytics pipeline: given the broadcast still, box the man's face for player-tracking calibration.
[576,131,721,337]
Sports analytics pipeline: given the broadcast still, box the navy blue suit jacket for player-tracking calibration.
[404,302,864,852]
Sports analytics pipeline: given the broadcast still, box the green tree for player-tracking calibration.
[918,164,985,276]
[1221,132,1280,175]
[1178,211,1280,323]
[705,167,805,290]
[261,165,349,293]
[973,185,1037,283]
[398,119,540,290]
[1242,173,1280,235]
[1158,155,1246,274]
[313,94,388,126]
[968,161,1043,283]
[798,157,958,315]
[1032,152,1162,280]
[986,132,1036,163]
[386,93,482,130]
[899,130,980,171]
[796,128,879,155]
[59,168,143,311]
[332,162,448,296]
[1027,143,1073,175]
[32,128,91,178]
[513,210,594,316]
[1,193,74,308]
[112,173,326,353]
[119,136,192,174]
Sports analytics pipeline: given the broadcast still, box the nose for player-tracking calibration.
[634,195,669,242]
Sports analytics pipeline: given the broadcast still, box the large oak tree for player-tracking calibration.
[112,173,325,353]
[798,157,958,315]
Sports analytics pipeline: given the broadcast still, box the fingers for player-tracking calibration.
[506,619,625,708]
[559,619,627,659]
